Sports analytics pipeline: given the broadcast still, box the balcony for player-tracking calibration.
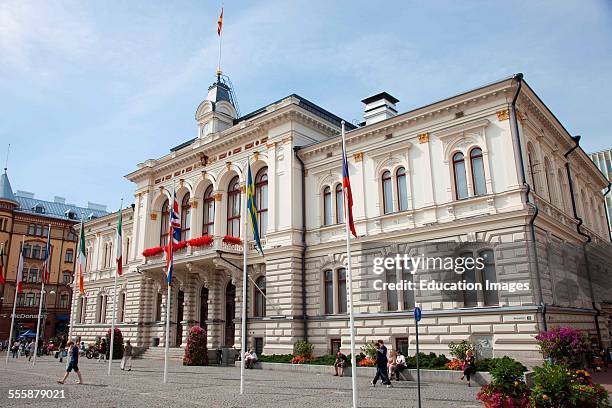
[141,237,245,270]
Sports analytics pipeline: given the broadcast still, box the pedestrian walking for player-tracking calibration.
[57,341,83,385]
[371,340,392,388]
[120,340,133,371]
[98,339,107,362]
[59,335,67,363]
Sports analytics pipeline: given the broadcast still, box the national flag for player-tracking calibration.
[217,7,223,36]
[42,226,51,283]
[166,188,181,285]
[77,219,86,294]
[0,245,5,285]
[246,161,264,256]
[16,243,24,294]
[116,208,123,276]
[341,141,357,238]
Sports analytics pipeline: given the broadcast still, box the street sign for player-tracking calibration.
[414,306,422,322]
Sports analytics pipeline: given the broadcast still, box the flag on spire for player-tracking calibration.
[77,219,86,294]
[246,161,264,256]
[42,226,51,283]
[217,7,223,36]
[116,208,123,276]
[166,188,181,286]
[0,245,5,285]
[16,242,24,293]
[342,140,357,238]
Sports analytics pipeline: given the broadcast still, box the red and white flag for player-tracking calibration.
[116,208,123,276]
[16,243,24,293]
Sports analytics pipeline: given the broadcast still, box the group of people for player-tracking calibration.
[244,349,258,369]
[8,338,46,360]
[332,340,477,388]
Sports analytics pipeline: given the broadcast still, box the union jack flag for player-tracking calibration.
[166,188,181,285]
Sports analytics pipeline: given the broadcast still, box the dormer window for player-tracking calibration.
[33,204,46,214]
[65,209,78,220]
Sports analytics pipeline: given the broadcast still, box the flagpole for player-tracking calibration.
[217,4,223,75]
[341,122,358,408]
[32,225,51,366]
[108,199,122,376]
[6,236,23,364]
[240,159,248,395]
[164,183,174,384]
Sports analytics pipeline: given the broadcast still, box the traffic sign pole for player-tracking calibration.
[414,307,422,408]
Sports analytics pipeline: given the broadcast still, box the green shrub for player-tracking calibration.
[489,356,528,387]
[293,340,313,357]
[361,341,378,359]
[404,352,450,369]
[182,326,208,366]
[258,354,294,363]
[448,340,474,361]
[308,355,338,365]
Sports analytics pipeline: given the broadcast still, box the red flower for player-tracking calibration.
[187,235,214,247]
[223,235,242,245]
[142,246,164,257]
[174,241,188,250]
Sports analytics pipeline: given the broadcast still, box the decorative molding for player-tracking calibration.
[282,136,293,144]
[213,193,223,202]
[190,199,198,209]
[149,213,157,221]
[418,133,429,143]
[496,109,509,121]
[266,142,277,149]
[353,152,364,162]
[253,151,260,161]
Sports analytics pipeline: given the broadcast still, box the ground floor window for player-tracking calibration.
[395,337,409,356]
[254,337,264,355]
[330,338,341,355]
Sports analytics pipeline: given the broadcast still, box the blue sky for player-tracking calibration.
[1,0,611,210]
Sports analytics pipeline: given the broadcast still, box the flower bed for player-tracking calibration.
[223,235,242,245]
[187,235,214,247]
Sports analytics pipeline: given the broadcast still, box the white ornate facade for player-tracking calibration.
[69,75,611,366]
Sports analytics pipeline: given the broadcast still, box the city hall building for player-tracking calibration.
[68,73,611,366]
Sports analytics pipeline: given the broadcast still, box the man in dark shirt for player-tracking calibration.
[371,340,392,387]
[57,341,84,384]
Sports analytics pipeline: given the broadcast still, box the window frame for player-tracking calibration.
[181,193,191,241]
[382,170,393,214]
[254,276,266,317]
[452,152,468,200]
[396,167,408,211]
[202,185,215,236]
[227,176,241,237]
[469,147,486,196]
[323,186,332,226]
[160,199,170,246]
[255,167,268,237]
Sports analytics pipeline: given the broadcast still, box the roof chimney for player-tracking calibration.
[54,196,66,204]
[361,92,399,126]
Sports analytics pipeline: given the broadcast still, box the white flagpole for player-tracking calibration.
[108,199,123,375]
[240,159,248,395]
[6,236,24,364]
[32,225,50,366]
[341,122,358,408]
[163,183,174,384]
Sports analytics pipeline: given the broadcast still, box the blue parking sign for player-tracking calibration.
[414,307,422,322]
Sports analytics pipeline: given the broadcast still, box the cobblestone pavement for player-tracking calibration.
[0,357,480,408]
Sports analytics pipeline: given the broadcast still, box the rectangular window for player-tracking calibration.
[254,337,264,355]
[401,266,414,310]
[330,338,342,355]
[386,268,398,311]
[25,293,35,307]
[337,268,347,314]
[59,294,69,309]
[28,224,35,235]
[396,337,409,357]
[324,270,333,314]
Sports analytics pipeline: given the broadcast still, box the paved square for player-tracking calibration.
[0,357,480,407]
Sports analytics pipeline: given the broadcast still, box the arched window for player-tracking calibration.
[181,193,191,241]
[557,168,567,211]
[527,146,538,193]
[453,152,468,200]
[335,184,344,224]
[119,292,126,322]
[386,267,398,311]
[254,276,266,317]
[255,167,268,236]
[227,176,241,237]
[470,148,486,196]
[323,187,332,226]
[382,170,393,214]
[396,167,408,211]
[97,294,106,323]
[544,158,555,204]
[202,185,215,236]
[155,292,163,321]
[160,199,169,246]
[337,268,347,314]
[480,249,498,306]
[32,245,41,259]
[324,270,333,314]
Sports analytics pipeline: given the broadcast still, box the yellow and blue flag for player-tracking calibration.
[247,161,264,256]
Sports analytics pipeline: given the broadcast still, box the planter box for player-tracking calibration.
[234,361,492,385]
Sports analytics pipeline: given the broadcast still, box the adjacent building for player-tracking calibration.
[0,172,107,341]
[588,147,612,237]
[69,73,611,367]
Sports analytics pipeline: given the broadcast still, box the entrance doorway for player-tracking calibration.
[200,287,209,332]
[224,282,236,346]
[176,290,184,346]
